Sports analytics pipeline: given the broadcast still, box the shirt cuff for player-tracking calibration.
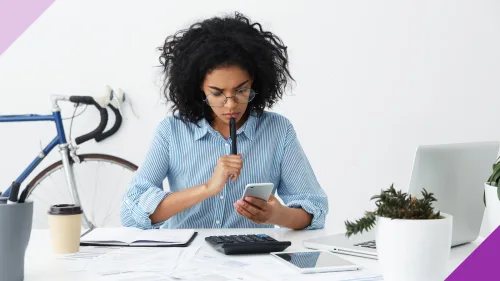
[124,188,171,229]
[286,200,326,230]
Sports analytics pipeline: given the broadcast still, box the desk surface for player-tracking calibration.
[25,227,482,280]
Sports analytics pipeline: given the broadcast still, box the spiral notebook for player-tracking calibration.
[80,227,197,247]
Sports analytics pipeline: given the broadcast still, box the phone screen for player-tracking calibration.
[274,251,356,269]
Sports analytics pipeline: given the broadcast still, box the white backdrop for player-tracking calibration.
[1,0,499,235]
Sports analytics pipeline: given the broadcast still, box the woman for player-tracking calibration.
[120,12,328,230]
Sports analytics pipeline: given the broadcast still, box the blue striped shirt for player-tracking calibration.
[120,111,328,230]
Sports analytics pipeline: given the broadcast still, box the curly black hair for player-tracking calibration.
[158,12,294,124]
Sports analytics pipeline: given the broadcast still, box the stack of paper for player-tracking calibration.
[56,245,201,280]
[169,248,383,281]
[57,246,382,281]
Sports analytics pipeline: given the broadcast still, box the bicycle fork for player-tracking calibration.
[59,144,95,230]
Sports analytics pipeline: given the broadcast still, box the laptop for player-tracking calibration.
[303,141,500,259]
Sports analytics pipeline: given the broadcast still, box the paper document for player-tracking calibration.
[98,271,174,281]
[170,248,383,281]
[56,246,119,261]
[55,246,121,272]
[86,246,199,275]
[55,245,382,281]
[80,227,196,246]
[55,245,201,278]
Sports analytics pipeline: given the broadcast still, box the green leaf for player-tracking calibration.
[492,171,500,184]
[488,163,500,183]
[484,190,487,207]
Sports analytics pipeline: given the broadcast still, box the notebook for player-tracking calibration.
[80,227,197,247]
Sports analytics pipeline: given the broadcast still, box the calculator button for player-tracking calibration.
[243,236,256,242]
[204,234,291,255]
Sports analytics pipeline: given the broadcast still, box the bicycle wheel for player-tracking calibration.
[25,154,138,229]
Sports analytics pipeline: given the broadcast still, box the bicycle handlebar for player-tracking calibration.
[68,95,122,145]
[95,104,122,142]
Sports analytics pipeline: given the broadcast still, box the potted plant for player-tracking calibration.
[345,184,453,281]
[484,156,500,234]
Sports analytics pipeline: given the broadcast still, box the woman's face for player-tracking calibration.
[201,65,253,125]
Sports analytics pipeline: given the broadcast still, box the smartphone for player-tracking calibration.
[271,250,362,274]
[241,183,274,201]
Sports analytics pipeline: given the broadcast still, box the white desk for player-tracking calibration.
[24,228,482,280]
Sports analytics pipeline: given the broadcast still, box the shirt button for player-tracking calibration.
[225,143,229,146]
[220,195,224,199]
[216,220,221,224]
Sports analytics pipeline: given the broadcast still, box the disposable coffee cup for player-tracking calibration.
[47,204,83,254]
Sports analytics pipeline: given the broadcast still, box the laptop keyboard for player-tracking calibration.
[354,240,376,249]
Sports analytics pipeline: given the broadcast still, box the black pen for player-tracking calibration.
[7,182,20,204]
[18,187,28,203]
[230,118,237,155]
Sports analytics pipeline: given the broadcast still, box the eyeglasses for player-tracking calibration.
[203,88,257,107]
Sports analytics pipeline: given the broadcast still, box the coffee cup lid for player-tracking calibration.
[48,204,83,215]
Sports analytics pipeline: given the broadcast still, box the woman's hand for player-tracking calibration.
[205,154,243,196]
[233,194,284,225]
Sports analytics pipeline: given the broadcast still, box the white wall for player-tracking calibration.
[1,0,499,234]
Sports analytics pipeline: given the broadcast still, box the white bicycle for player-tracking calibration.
[1,87,138,230]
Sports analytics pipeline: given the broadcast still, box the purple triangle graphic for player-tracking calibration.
[0,0,56,56]
[446,226,500,280]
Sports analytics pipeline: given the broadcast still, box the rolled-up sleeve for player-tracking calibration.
[120,120,172,229]
[277,122,329,230]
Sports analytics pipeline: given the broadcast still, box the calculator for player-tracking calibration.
[205,234,292,255]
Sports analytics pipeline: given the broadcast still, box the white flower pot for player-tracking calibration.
[484,183,500,234]
[375,213,453,281]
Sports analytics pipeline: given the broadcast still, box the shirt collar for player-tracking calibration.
[194,113,257,141]
[237,113,256,141]
[194,119,210,140]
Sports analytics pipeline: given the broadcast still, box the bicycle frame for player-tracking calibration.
[0,97,94,229]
